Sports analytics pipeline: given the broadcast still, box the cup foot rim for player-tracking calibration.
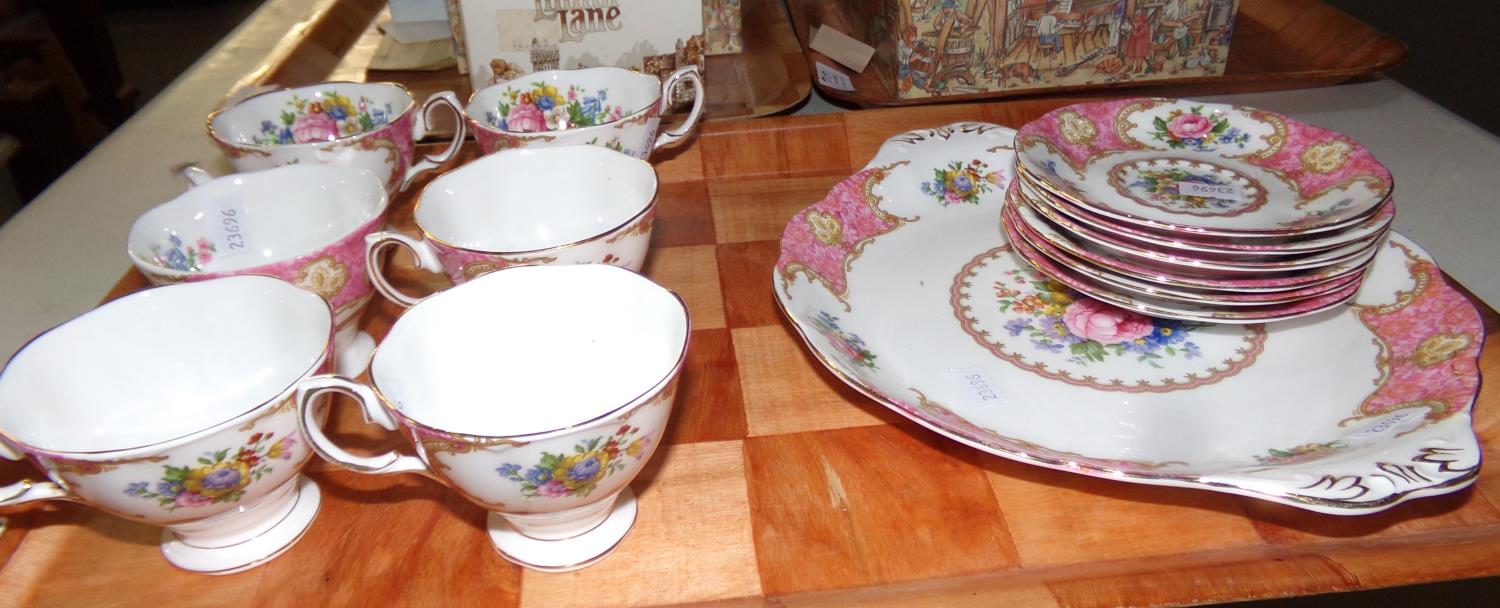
[486,485,637,573]
[159,475,322,574]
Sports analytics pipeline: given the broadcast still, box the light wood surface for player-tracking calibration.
[0,99,1496,606]
[787,0,1408,107]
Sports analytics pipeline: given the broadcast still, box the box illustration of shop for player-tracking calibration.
[843,0,1239,99]
[451,0,706,91]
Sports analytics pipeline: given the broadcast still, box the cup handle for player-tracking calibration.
[173,162,214,188]
[0,441,75,508]
[296,374,430,476]
[399,91,468,192]
[365,230,445,308]
[652,65,705,152]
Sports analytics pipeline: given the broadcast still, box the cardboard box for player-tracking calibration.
[842,0,1239,100]
[452,0,705,90]
[703,0,742,55]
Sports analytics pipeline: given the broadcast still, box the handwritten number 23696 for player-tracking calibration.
[221,209,245,250]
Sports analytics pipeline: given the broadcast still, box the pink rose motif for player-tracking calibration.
[1063,298,1154,344]
[1167,113,1215,140]
[505,103,547,133]
[291,112,340,143]
[536,480,570,497]
[832,340,861,361]
[174,491,214,509]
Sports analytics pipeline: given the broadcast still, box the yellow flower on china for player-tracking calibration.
[1043,283,1073,305]
[557,450,610,490]
[265,437,294,461]
[184,460,252,498]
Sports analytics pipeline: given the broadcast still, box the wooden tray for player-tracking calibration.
[786,0,1408,107]
[235,0,811,123]
[2,99,1498,606]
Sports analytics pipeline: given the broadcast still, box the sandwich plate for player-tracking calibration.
[773,123,1482,515]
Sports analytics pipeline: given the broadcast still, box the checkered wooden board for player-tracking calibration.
[3,101,1499,607]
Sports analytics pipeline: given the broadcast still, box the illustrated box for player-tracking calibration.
[839,0,1239,100]
[449,0,706,91]
[704,0,742,55]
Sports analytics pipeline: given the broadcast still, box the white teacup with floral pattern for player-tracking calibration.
[0,276,333,574]
[297,264,689,572]
[465,66,704,160]
[128,164,388,376]
[365,145,657,307]
[208,81,466,193]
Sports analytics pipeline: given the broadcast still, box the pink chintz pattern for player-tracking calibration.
[473,127,537,154]
[432,244,517,285]
[1243,118,1390,202]
[381,111,416,169]
[353,112,417,191]
[159,214,382,311]
[1351,244,1483,423]
[1005,209,1364,320]
[1018,99,1392,218]
[1014,98,1141,166]
[776,166,912,304]
[1009,185,1368,291]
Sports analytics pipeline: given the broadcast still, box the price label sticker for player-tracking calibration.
[1348,407,1427,440]
[208,194,252,259]
[638,117,661,160]
[815,61,856,92]
[1177,182,1244,201]
[948,367,1006,410]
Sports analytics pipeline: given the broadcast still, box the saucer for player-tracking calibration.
[1017,165,1397,255]
[1004,205,1365,323]
[1015,98,1392,235]
[1012,181,1379,289]
[1014,174,1386,264]
[1007,202,1366,306]
[1013,179,1381,272]
[486,486,638,573]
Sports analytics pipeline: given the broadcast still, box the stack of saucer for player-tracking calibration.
[1003,98,1395,323]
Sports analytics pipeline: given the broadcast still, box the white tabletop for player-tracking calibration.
[3,16,1498,360]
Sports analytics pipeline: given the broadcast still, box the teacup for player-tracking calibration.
[297,264,689,572]
[208,81,467,192]
[0,276,333,574]
[465,66,704,160]
[128,164,388,376]
[365,145,657,307]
